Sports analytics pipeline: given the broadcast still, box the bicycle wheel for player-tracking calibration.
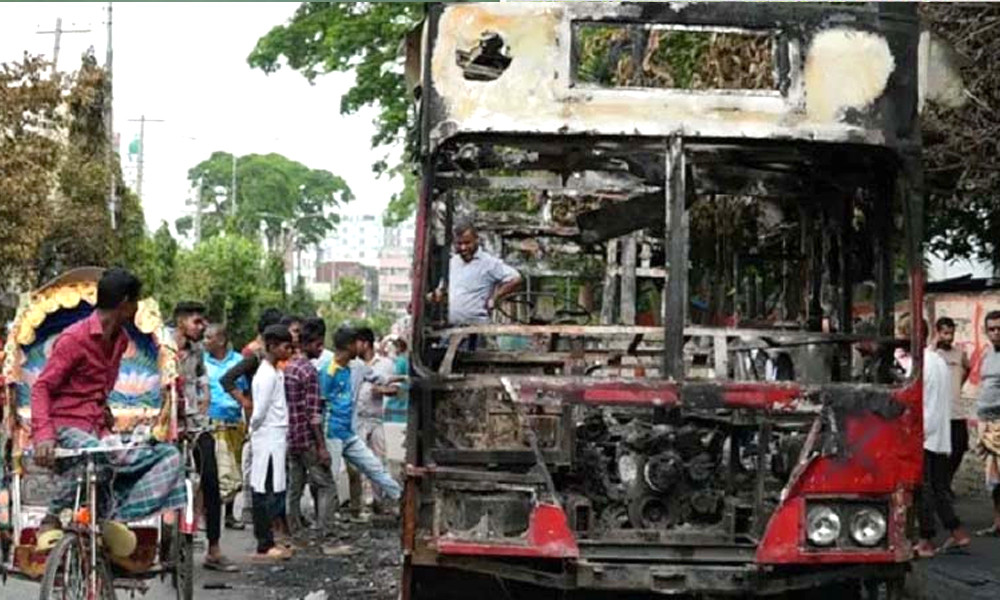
[170,525,194,600]
[38,532,86,600]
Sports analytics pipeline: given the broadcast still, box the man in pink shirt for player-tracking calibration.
[32,268,186,528]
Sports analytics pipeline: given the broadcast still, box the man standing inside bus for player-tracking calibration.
[426,221,523,326]
[934,317,970,495]
[976,310,1000,537]
[917,320,970,557]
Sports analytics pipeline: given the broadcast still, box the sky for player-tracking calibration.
[0,2,401,235]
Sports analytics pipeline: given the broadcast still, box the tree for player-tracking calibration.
[33,51,146,284]
[0,54,64,303]
[320,275,365,328]
[249,3,420,157]
[249,3,424,225]
[130,222,180,311]
[178,151,353,257]
[921,4,1000,269]
[173,235,271,345]
[287,275,319,318]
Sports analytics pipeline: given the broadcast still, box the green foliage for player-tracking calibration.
[319,275,394,338]
[173,235,270,346]
[131,222,179,311]
[287,276,319,318]
[0,54,65,298]
[178,151,353,253]
[248,2,421,158]
[383,165,418,227]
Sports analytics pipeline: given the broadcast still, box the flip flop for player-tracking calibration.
[937,536,971,554]
[975,525,1000,537]
[248,547,291,563]
[203,556,240,572]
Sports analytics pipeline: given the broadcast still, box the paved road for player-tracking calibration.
[4,516,401,600]
[7,496,999,599]
[911,496,1000,600]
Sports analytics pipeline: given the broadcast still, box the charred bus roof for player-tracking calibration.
[416,2,921,152]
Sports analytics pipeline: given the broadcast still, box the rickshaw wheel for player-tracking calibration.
[39,532,115,600]
[169,526,193,600]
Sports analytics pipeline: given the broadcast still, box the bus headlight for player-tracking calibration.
[806,506,841,546]
[850,507,887,547]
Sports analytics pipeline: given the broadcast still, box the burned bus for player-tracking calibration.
[402,2,928,597]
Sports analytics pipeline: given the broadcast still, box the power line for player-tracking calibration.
[36,17,91,72]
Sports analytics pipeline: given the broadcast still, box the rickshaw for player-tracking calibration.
[0,268,196,599]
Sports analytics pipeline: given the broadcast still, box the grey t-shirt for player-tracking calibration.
[978,347,1000,419]
[447,250,519,325]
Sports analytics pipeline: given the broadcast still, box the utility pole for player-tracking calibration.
[105,2,116,229]
[194,178,204,244]
[231,152,238,217]
[36,17,91,72]
[127,115,164,198]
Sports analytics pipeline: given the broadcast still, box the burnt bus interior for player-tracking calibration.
[416,133,914,549]
[407,2,922,574]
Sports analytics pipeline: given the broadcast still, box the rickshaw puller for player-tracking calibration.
[30,268,187,530]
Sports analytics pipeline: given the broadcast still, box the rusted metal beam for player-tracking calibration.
[431,323,898,344]
[664,136,687,381]
[620,234,637,324]
[600,239,618,324]
[577,193,663,244]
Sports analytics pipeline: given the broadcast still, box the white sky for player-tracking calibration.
[0,2,401,233]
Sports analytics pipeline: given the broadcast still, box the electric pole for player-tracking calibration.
[231,152,238,218]
[105,2,116,229]
[194,178,204,243]
[127,115,164,198]
[36,18,90,72]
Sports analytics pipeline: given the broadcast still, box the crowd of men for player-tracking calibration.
[918,314,1000,557]
[175,305,410,564]
[26,222,518,570]
[30,268,412,567]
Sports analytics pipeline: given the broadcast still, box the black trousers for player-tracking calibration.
[947,420,969,489]
[251,458,285,554]
[192,431,222,545]
[919,450,961,539]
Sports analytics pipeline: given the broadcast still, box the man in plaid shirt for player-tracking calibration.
[284,318,334,535]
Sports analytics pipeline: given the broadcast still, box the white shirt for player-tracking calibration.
[923,348,952,454]
[249,359,288,432]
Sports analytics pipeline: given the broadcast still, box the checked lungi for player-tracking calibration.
[49,427,187,521]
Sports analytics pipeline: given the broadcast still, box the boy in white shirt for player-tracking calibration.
[249,324,294,561]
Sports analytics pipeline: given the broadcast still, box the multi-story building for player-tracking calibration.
[313,260,379,317]
[378,218,416,315]
[319,209,382,267]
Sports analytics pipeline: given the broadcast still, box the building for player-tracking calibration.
[378,218,416,315]
[313,260,379,317]
[319,211,382,267]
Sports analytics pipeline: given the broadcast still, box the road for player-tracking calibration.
[6,496,999,599]
[4,516,401,600]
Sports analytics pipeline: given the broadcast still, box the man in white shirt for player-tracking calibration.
[916,320,970,557]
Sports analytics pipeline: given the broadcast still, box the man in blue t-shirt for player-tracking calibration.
[204,323,249,531]
[318,327,402,510]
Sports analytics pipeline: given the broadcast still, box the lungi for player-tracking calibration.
[49,427,187,521]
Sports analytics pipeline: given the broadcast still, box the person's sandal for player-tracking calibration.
[913,540,936,559]
[975,525,1000,537]
[937,535,971,554]
[249,547,291,563]
[204,555,240,572]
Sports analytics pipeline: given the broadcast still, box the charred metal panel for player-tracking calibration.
[422,2,920,152]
